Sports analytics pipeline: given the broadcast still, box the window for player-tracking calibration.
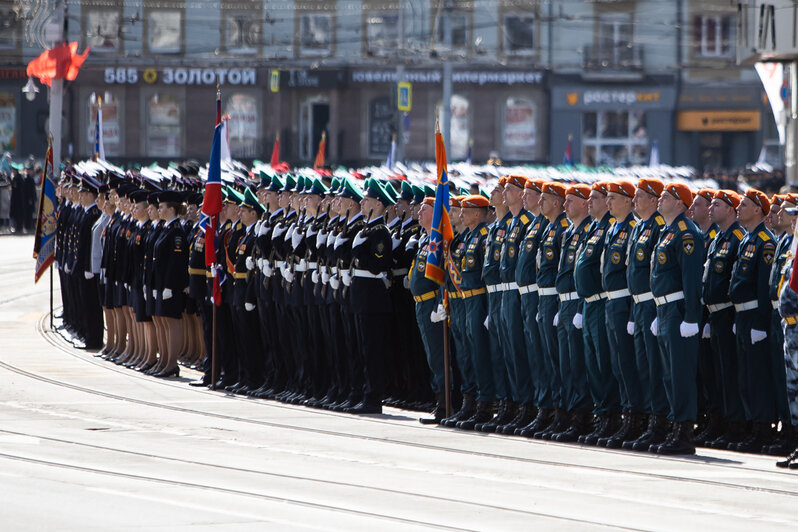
[581,110,648,167]
[597,13,633,65]
[503,14,535,55]
[299,13,332,56]
[224,93,260,158]
[87,92,121,157]
[366,13,399,56]
[502,97,536,160]
[694,15,735,58]
[86,10,121,52]
[225,12,261,54]
[437,94,470,160]
[148,10,182,54]
[146,93,181,157]
[0,5,18,50]
[368,96,394,156]
[436,11,468,51]
[0,92,16,152]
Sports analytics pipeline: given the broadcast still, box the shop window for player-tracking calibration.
[148,10,182,54]
[225,12,261,54]
[0,92,16,152]
[368,96,394,156]
[87,92,121,157]
[693,15,735,58]
[503,14,535,55]
[146,93,181,157]
[437,95,470,160]
[582,110,648,167]
[0,5,18,50]
[435,11,468,51]
[502,97,536,160]
[223,93,259,158]
[299,13,333,56]
[365,13,399,56]
[86,10,121,52]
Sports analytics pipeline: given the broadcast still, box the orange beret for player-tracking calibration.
[460,194,490,208]
[450,195,463,208]
[785,193,798,206]
[638,178,665,197]
[665,183,693,209]
[696,189,715,203]
[422,197,436,207]
[745,188,770,215]
[591,181,609,195]
[714,189,741,209]
[506,174,528,189]
[566,184,591,200]
[771,194,786,207]
[542,182,567,199]
[498,176,508,186]
[524,178,546,193]
[606,180,636,198]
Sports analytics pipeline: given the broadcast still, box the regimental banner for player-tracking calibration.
[33,145,57,283]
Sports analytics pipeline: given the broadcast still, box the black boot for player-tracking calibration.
[419,393,446,425]
[480,401,518,433]
[441,394,476,428]
[534,408,568,440]
[475,400,505,431]
[499,403,537,435]
[693,412,726,447]
[457,401,494,430]
[598,411,633,448]
[625,415,669,451]
[517,408,552,437]
[707,420,747,449]
[734,421,772,453]
[553,411,591,443]
[656,421,696,455]
[776,446,798,468]
[765,424,796,456]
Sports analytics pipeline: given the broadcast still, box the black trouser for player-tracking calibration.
[342,306,364,403]
[232,305,265,389]
[79,276,103,348]
[356,311,390,406]
[216,303,239,383]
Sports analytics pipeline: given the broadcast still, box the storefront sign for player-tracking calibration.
[104,67,257,86]
[676,110,761,132]
[280,70,347,90]
[553,86,675,110]
[0,69,26,80]
[352,70,544,86]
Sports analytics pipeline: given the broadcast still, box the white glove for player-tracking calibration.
[152,289,158,298]
[535,312,540,322]
[244,302,256,312]
[163,288,173,300]
[342,271,352,286]
[283,269,294,283]
[54,260,60,270]
[430,303,446,323]
[553,312,559,327]
[403,276,410,289]
[321,271,330,284]
[702,323,711,339]
[124,283,129,291]
[84,271,94,279]
[680,321,699,338]
[64,265,71,273]
[311,270,319,284]
[263,262,273,277]
[751,329,767,344]
[100,268,105,277]
[257,222,269,236]
[256,258,264,271]
[484,314,490,328]
[330,275,340,290]
[299,258,308,270]
[732,324,737,335]
[183,287,189,295]
[245,256,255,270]
[650,317,658,337]
[626,321,635,336]
[210,296,215,305]
[573,313,583,329]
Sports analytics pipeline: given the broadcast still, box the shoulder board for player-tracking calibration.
[504,218,512,226]
[629,219,637,227]
[709,229,718,239]
[677,220,687,231]
[655,216,665,226]
[583,224,591,232]
[560,218,569,228]
[479,227,488,236]
[732,229,744,240]
[520,214,529,225]
[758,231,771,242]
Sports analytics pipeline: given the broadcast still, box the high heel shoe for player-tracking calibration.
[155,366,180,378]
[137,362,154,373]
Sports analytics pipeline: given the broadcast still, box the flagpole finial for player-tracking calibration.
[435,118,440,134]
[321,131,326,141]
[392,133,396,142]
[276,131,280,141]
[568,133,573,141]
[97,95,102,107]
[216,83,221,99]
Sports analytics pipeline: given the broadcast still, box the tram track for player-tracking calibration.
[0,311,789,501]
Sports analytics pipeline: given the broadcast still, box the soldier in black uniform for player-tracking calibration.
[72,177,104,349]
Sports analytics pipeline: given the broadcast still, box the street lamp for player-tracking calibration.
[22,77,39,101]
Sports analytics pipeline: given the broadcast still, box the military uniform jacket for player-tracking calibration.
[574,212,614,299]
[499,209,532,283]
[152,218,188,293]
[515,213,547,288]
[232,223,257,309]
[769,232,793,306]
[601,212,634,293]
[446,230,469,294]
[187,223,208,300]
[349,215,392,314]
[537,212,570,289]
[333,213,366,305]
[460,222,489,291]
[393,217,422,280]
[556,216,591,295]
[650,213,704,324]
[703,224,720,261]
[55,199,72,269]
[729,221,775,330]
[627,211,666,296]
[482,212,512,286]
[409,233,443,304]
[127,220,153,291]
[702,221,745,306]
[73,203,101,275]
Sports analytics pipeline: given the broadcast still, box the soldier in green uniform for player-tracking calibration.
[729,188,777,453]
[649,183,704,455]
[700,190,747,449]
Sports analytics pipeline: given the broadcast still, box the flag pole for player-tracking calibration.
[49,264,53,330]
[211,295,218,390]
[210,83,221,391]
[434,118,452,419]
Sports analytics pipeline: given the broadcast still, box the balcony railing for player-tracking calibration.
[582,43,643,71]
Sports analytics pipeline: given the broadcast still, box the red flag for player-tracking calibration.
[26,42,89,86]
[201,93,224,305]
[270,134,280,168]
[313,131,326,169]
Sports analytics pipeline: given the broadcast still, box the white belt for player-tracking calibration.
[392,268,409,276]
[518,283,538,295]
[585,292,606,303]
[605,289,631,300]
[559,291,579,302]
[538,287,558,297]
[707,302,733,313]
[772,300,780,310]
[331,267,339,274]
[353,268,387,279]
[735,300,758,312]
[632,292,654,304]
[486,283,501,294]
[654,291,684,306]
[306,261,317,270]
[501,282,518,291]
[275,260,286,270]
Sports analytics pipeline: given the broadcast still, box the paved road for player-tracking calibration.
[1,234,797,531]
